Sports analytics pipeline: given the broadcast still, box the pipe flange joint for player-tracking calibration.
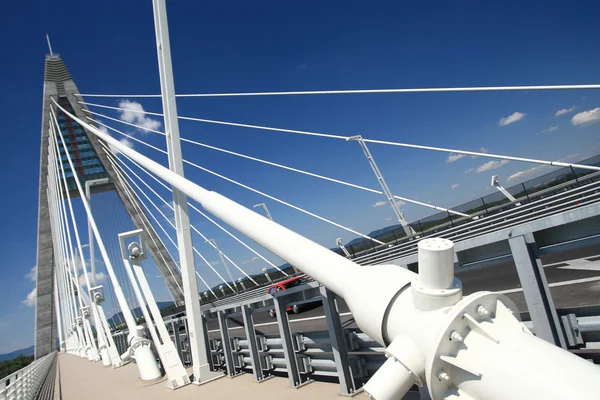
[425,291,521,399]
[385,335,426,386]
[411,277,462,311]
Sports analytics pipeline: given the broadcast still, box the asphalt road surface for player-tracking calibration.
[206,244,600,340]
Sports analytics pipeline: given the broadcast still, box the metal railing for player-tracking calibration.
[352,173,600,266]
[0,352,56,400]
[346,155,600,257]
[111,282,600,397]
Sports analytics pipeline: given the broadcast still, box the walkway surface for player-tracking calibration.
[57,353,366,399]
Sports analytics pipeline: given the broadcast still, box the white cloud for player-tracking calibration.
[372,200,387,208]
[25,266,37,281]
[450,183,459,189]
[395,200,406,207]
[498,112,526,126]
[474,159,510,173]
[571,107,600,127]
[447,153,466,163]
[118,100,162,133]
[79,272,106,288]
[22,288,37,307]
[505,153,581,183]
[464,168,475,174]
[241,256,259,265]
[555,106,576,116]
[507,165,545,182]
[384,217,393,221]
[471,147,489,159]
[540,126,558,134]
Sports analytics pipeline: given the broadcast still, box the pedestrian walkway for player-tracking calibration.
[57,353,365,399]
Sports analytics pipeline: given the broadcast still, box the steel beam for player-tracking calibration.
[320,286,356,395]
[273,295,303,387]
[217,311,237,377]
[241,305,267,382]
[508,233,566,347]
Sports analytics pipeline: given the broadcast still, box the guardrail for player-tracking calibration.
[0,352,56,400]
[111,281,600,397]
[353,174,600,266]
[352,170,600,259]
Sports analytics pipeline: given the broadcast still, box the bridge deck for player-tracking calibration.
[57,353,364,399]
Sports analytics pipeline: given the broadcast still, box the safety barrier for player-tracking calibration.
[0,352,56,400]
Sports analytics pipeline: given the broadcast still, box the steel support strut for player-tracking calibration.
[241,305,268,382]
[320,287,356,395]
[508,233,566,347]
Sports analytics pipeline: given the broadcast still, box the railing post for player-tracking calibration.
[481,197,489,215]
[508,233,566,347]
[320,286,356,395]
[522,183,531,202]
[241,304,268,382]
[570,165,580,186]
[447,210,454,227]
[217,311,237,377]
[272,295,303,387]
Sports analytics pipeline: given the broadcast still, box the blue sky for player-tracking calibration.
[1,0,600,353]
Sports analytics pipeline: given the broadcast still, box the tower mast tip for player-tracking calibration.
[45,34,54,56]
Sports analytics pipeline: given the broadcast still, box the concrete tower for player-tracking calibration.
[35,53,185,358]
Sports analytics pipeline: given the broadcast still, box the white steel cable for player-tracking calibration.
[104,148,239,290]
[111,157,219,298]
[84,109,166,136]
[102,150,219,298]
[98,153,185,300]
[75,83,600,98]
[359,139,600,171]
[80,102,600,172]
[105,146,264,282]
[103,148,235,292]
[83,114,383,244]
[46,146,76,335]
[79,101,163,117]
[88,117,167,154]
[179,137,470,218]
[109,158,212,298]
[48,126,82,323]
[104,142,287,275]
[50,124,98,351]
[81,103,346,140]
[182,157,387,245]
[50,106,140,332]
[49,121,86,350]
[102,145,241,290]
[81,116,283,273]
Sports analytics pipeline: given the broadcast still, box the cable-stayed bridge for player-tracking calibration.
[3,1,600,399]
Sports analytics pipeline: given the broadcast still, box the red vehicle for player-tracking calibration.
[266,275,312,318]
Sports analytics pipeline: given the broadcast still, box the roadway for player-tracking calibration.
[206,243,600,339]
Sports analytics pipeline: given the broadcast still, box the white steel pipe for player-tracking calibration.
[124,234,190,389]
[54,100,600,399]
[117,234,162,381]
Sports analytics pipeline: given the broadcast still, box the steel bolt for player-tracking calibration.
[450,331,464,342]
[477,305,490,316]
[438,371,450,381]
